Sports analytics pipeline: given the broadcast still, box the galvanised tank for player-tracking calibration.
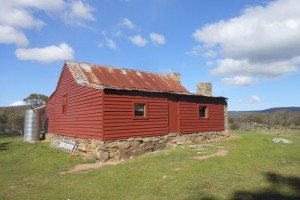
[23,109,41,142]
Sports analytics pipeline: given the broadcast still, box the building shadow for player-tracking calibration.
[0,142,12,151]
[0,132,20,151]
[0,132,21,138]
[232,172,300,200]
[188,172,300,200]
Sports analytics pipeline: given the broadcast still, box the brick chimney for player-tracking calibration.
[197,82,212,96]
[167,72,181,83]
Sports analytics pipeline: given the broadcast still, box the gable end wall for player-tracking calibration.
[46,66,103,140]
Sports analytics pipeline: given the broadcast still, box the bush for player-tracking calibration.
[230,123,239,130]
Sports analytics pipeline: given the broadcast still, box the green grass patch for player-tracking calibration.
[0,131,299,200]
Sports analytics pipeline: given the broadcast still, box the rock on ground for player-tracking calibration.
[272,138,293,144]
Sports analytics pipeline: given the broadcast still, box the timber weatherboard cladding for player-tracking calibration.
[46,67,104,140]
[46,61,227,141]
[102,91,169,140]
[178,96,225,134]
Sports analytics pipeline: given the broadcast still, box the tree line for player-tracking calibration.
[229,110,300,131]
[0,94,48,132]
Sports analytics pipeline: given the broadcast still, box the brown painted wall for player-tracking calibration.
[102,90,169,140]
[46,66,103,140]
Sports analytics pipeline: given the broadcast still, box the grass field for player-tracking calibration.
[0,131,299,200]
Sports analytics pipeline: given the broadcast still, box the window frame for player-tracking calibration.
[62,93,67,114]
[198,105,208,119]
[132,101,148,120]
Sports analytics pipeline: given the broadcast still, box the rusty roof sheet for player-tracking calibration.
[66,61,190,94]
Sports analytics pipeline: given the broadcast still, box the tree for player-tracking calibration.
[0,112,8,131]
[292,112,300,126]
[0,108,26,132]
[247,113,264,124]
[264,110,294,127]
[6,110,24,132]
[23,93,48,107]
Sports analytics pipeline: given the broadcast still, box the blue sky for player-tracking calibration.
[0,0,299,111]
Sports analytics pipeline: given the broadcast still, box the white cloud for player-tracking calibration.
[97,41,104,48]
[128,35,148,47]
[106,38,118,49]
[0,0,95,46]
[63,0,95,26]
[206,61,216,66]
[221,76,253,86]
[149,33,165,45]
[211,58,298,77]
[239,95,261,104]
[13,0,65,12]
[193,0,300,84]
[0,25,29,46]
[119,18,135,29]
[0,1,65,30]
[98,38,118,49]
[186,47,217,57]
[15,42,74,64]
[69,1,95,20]
[0,1,48,46]
[186,45,202,56]
[113,30,122,37]
[9,100,27,107]
[0,6,44,30]
[204,50,217,58]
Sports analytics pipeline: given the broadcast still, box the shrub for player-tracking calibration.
[230,123,239,130]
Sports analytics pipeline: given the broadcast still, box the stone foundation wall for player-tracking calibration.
[46,131,229,162]
[224,104,229,134]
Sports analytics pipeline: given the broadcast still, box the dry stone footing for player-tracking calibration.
[46,131,230,162]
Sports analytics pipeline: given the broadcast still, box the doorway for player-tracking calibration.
[168,96,179,133]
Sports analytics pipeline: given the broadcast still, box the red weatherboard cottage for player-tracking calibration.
[46,61,227,141]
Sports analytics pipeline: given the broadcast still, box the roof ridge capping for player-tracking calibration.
[64,60,180,78]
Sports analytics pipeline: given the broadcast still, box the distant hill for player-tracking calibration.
[256,107,300,113]
[0,105,29,110]
[229,107,300,118]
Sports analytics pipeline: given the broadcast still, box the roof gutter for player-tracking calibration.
[34,105,46,110]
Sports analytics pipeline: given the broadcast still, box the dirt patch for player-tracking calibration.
[61,143,229,174]
[190,146,228,160]
[59,160,123,175]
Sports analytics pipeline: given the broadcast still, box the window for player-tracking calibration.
[199,106,207,118]
[62,94,67,114]
[135,104,145,116]
[133,102,148,119]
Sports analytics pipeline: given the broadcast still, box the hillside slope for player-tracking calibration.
[229,107,300,117]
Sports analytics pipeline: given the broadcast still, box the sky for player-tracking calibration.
[0,0,299,111]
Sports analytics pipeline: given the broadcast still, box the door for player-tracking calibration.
[168,96,179,133]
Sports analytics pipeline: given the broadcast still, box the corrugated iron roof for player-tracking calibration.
[66,61,190,94]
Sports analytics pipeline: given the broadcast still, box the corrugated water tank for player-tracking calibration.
[24,109,41,142]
